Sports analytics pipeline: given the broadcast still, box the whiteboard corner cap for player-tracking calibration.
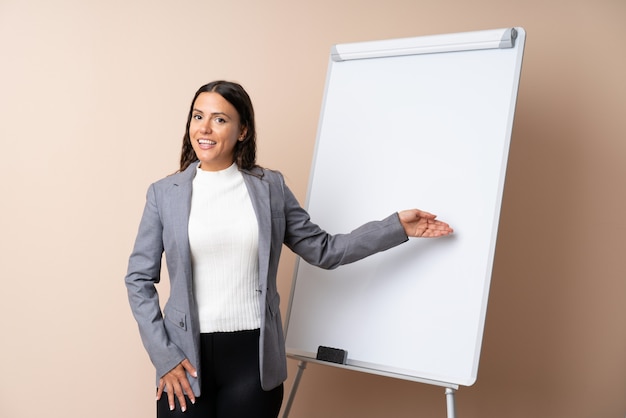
[330,45,344,62]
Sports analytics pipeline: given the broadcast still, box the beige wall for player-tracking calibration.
[1,0,624,417]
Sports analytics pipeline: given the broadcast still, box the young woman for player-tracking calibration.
[125,80,453,418]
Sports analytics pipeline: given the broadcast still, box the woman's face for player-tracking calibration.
[189,92,246,171]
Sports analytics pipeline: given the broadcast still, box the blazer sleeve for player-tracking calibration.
[279,174,409,269]
[124,184,186,378]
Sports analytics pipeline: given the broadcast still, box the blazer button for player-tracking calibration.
[179,321,184,328]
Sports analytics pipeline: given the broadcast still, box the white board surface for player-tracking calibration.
[285,28,525,387]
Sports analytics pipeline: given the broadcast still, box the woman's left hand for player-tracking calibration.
[398,209,453,238]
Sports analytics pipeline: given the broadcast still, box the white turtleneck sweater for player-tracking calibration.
[188,163,261,333]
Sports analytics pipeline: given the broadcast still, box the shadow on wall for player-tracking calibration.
[464,72,621,416]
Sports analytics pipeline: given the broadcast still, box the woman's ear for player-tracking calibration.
[239,126,248,141]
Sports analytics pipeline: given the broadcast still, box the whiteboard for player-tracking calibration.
[285,28,525,387]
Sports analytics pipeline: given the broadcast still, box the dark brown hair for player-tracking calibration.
[179,81,257,172]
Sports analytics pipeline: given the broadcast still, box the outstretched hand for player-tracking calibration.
[398,209,453,238]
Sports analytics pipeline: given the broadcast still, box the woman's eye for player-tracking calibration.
[193,114,202,120]
[215,117,226,124]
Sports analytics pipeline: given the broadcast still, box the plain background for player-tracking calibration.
[0,1,624,417]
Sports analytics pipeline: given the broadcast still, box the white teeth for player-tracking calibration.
[198,139,216,145]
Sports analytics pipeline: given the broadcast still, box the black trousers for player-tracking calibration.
[157,329,284,418]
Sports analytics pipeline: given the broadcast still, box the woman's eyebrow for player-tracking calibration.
[192,109,231,118]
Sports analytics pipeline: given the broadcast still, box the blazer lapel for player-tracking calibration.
[169,162,198,280]
[242,168,271,291]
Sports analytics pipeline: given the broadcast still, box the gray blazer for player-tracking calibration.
[125,161,408,395]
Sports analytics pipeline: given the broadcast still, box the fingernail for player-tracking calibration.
[170,405,174,411]
[182,406,186,412]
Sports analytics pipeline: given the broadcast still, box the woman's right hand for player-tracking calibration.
[156,358,198,412]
